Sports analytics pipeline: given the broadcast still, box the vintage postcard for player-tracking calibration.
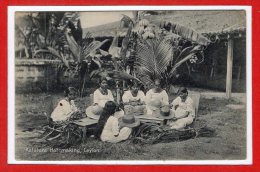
[8,6,252,165]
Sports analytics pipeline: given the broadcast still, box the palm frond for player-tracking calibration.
[64,30,81,62]
[120,14,134,28]
[169,45,203,77]
[135,66,154,87]
[84,32,93,39]
[82,39,109,61]
[34,47,70,69]
[120,25,133,64]
[132,11,139,22]
[108,32,119,54]
[136,38,173,81]
[171,23,211,46]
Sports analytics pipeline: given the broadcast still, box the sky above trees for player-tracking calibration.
[79,11,133,28]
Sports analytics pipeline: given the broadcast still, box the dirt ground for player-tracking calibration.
[14,91,247,161]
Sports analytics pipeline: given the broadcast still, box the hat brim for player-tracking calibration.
[118,118,140,128]
[155,110,175,119]
[132,112,145,116]
[86,106,102,120]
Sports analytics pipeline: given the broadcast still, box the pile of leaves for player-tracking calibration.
[131,120,216,145]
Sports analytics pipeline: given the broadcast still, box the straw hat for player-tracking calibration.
[86,105,103,120]
[124,105,146,116]
[118,115,140,128]
[155,105,175,119]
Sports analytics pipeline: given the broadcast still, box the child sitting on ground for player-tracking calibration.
[168,87,195,130]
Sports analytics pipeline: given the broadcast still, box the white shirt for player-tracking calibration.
[145,89,169,105]
[100,116,132,143]
[122,90,145,103]
[145,89,169,115]
[171,96,195,118]
[93,89,114,108]
[51,99,78,121]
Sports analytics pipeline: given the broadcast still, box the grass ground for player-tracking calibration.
[14,91,247,161]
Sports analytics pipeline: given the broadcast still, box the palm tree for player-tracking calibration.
[117,13,211,90]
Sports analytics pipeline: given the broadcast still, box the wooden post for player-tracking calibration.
[116,80,121,104]
[226,38,234,99]
[237,65,241,81]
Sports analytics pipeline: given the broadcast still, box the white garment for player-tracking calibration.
[170,115,194,130]
[171,96,195,118]
[122,90,145,103]
[93,89,114,108]
[51,99,78,122]
[145,89,169,115]
[169,96,195,129]
[100,116,132,143]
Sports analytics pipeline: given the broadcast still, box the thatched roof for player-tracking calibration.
[83,11,246,38]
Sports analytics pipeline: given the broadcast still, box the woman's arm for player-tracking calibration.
[139,91,146,104]
[175,112,189,119]
[122,91,130,103]
[161,90,169,104]
[171,97,180,110]
[186,98,195,118]
[145,90,152,104]
[111,117,120,136]
[93,90,100,105]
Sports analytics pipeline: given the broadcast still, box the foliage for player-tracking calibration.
[117,13,211,89]
[135,38,174,86]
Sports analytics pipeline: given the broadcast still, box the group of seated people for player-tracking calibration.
[50,77,195,143]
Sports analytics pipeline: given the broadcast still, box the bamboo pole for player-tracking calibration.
[226,38,234,99]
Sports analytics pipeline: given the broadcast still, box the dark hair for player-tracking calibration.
[128,80,140,88]
[178,87,188,94]
[64,87,78,97]
[95,101,117,138]
[99,77,108,84]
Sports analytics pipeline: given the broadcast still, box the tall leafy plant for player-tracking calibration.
[132,18,211,89]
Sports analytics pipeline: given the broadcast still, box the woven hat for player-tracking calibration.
[155,104,175,119]
[86,105,103,120]
[118,115,140,128]
[124,105,146,116]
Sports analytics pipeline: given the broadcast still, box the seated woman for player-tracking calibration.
[122,81,146,115]
[95,101,140,143]
[122,81,145,105]
[168,87,195,130]
[145,79,169,116]
[51,87,82,123]
[86,77,115,119]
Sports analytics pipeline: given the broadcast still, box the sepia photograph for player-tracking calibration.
[8,6,251,164]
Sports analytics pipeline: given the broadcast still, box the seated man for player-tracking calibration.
[168,87,195,130]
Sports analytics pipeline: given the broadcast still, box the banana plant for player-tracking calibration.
[34,15,109,96]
